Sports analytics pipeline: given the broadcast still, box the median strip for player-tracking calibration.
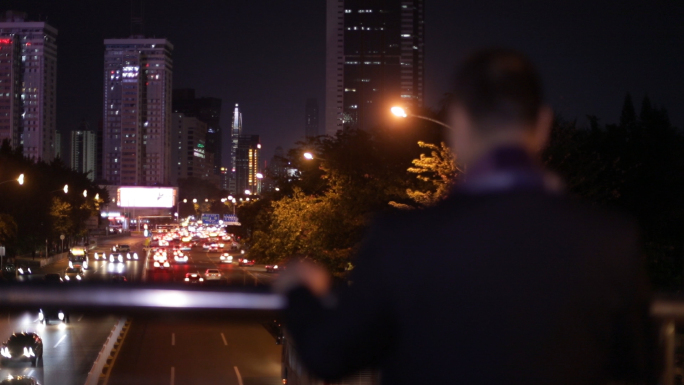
[83,316,128,385]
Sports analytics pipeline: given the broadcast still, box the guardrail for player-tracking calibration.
[84,316,127,385]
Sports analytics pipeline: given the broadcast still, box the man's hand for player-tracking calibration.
[273,260,331,297]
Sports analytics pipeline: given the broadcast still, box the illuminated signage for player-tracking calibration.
[117,187,176,208]
[122,66,139,82]
[194,147,205,158]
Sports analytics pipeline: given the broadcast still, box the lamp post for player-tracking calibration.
[0,174,24,187]
[303,152,328,162]
[390,106,452,130]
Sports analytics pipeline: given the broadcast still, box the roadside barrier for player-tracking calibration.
[84,316,128,385]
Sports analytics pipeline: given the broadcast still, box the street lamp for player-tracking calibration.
[303,152,314,160]
[244,190,251,195]
[0,174,24,186]
[192,199,197,203]
[390,106,452,130]
[83,190,88,198]
[63,184,69,194]
[256,173,264,179]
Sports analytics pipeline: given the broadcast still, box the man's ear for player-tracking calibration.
[532,106,553,152]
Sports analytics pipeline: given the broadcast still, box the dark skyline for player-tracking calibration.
[3,0,683,161]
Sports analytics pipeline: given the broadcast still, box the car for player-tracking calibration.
[110,273,127,283]
[238,258,255,267]
[16,264,32,276]
[0,332,43,367]
[38,308,69,324]
[0,375,41,384]
[204,269,221,280]
[112,244,130,253]
[68,255,88,270]
[173,253,188,263]
[92,251,105,260]
[265,264,282,273]
[219,253,233,264]
[184,272,204,284]
[43,274,62,283]
[63,267,83,282]
[153,260,170,269]
[109,253,124,263]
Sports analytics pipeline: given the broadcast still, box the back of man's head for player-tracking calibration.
[452,49,543,132]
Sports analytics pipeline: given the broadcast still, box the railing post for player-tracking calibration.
[662,318,676,385]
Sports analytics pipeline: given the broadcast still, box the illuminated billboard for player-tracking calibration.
[117,187,177,208]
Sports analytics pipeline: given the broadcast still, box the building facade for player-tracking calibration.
[229,104,243,193]
[235,134,261,195]
[325,0,424,135]
[103,37,173,186]
[172,88,222,175]
[0,11,58,160]
[305,98,320,137]
[170,113,214,186]
[70,129,96,181]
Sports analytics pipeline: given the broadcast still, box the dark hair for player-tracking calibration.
[452,49,543,129]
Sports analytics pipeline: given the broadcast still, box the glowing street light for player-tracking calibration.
[390,106,452,129]
[63,184,69,194]
[256,173,264,179]
[183,199,187,203]
[0,174,25,187]
[192,199,197,203]
[83,190,88,198]
[244,190,251,195]
[391,106,408,118]
[303,152,314,160]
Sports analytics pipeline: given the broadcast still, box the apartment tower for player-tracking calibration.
[325,0,424,135]
[103,37,173,186]
[0,11,58,160]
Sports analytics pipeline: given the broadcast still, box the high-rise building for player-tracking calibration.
[305,98,320,137]
[71,129,97,181]
[172,88,222,174]
[236,135,261,195]
[170,113,213,186]
[102,37,173,186]
[0,11,58,160]
[229,104,242,193]
[325,0,424,135]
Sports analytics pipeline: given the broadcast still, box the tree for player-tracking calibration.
[391,141,460,209]
[0,214,18,250]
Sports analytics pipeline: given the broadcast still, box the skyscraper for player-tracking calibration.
[236,135,261,195]
[170,113,213,186]
[172,88,222,175]
[103,37,173,186]
[229,104,242,193]
[325,0,424,135]
[0,11,58,160]
[305,98,320,137]
[70,129,97,181]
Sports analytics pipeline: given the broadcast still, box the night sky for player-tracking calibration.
[3,0,683,162]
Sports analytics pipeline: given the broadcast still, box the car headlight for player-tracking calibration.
[58,312,64,320]
[184,277,190,281]
[110,255,114,262]
[24,347,34,357]
[64,275,70,281]
[17,268,23,274]
[68,261,73,268]
[38,312,44,321]
[154,261,160,267]
[118,255,123,262]
[199,278,204,282]
[134,253,138,260]
[163,262,170,267]
[1,347,10,358]
[76,275,82,280]
[94,253,98,259]
[27,268,31,274]
[127,253,131,260]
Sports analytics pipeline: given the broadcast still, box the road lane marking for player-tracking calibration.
[171,332,175,346]
[234,366,243,385]
[27,369,33,377]
[170,366,175,385]
[77,314,84,322]
[53,334,67,348]
[221,333,227,346]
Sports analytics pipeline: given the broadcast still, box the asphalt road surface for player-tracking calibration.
[3,235,283,384]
